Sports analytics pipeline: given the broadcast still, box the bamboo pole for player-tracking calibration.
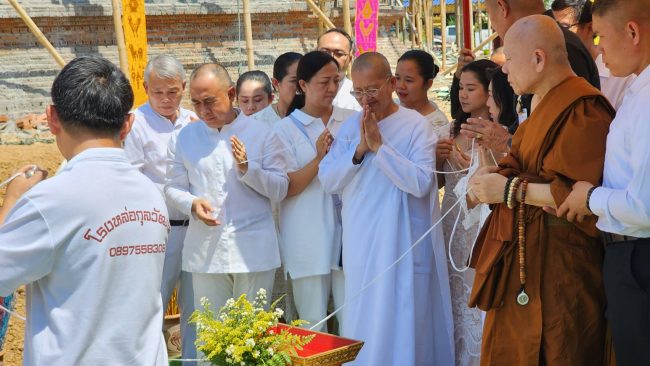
[441,0,447,70]
[478,6,483,46]
[243,0,255,70]
[342,0,352,37]
[8,0,66,68]
[306,0,335,29]
[424,0,432,51]
[110,0,129,76]
[410,0,416,48]
[441,32,498,75]
[318,0,325,35]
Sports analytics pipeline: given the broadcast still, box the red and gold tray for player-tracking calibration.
[270,324,363,366]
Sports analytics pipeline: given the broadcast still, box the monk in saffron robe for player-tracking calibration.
[468,15,615,365]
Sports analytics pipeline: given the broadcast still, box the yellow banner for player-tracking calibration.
[122,0,148,107]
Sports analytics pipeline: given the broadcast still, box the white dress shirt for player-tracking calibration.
[0,148,168,365]
[274,107,357,279]
[251,104,282,128]
[596,54,636,111]
[333,77,362,111]
[165,112,289,273]
[124,102,197,220]
[590,65,650,237]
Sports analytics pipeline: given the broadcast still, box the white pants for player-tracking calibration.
[291,269,345,333]
[180,269,276,365]
[161,225,187,310]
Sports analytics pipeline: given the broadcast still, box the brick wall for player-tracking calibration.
[0,4,410,118]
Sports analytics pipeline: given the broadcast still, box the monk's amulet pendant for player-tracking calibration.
[517,290,529,306]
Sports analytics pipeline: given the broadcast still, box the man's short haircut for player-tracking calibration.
[318,28,354,53]
[51,56,133,137]
[236,70,273,96]
[190,62,233,87]
[591,0,617,16]
[144,54,186,83]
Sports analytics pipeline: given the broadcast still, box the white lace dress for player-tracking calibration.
[437,130,487,366]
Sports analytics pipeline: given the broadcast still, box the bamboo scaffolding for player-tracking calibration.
[8,0,66,68]
[342,0,352,37]
[441,32,499,75]
[110,0,129,77]
[306,0,336,29]
[243,0,255,69]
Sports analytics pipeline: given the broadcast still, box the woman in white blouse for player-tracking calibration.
[274,51,356,332]
[395,49,450,137]
[252,52,302,127]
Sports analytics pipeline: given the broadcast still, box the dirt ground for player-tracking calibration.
[1,142,62,365]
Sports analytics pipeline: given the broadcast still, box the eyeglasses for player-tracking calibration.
[349,77,391,99]
[559,22,580,29]
[319,48,349,58]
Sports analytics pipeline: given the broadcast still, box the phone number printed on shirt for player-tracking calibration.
[109,244,166,257]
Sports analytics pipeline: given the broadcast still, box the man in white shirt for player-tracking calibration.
[0,56,168,365]
[125,54,197,309]
[165,63,288,364]
[317,28,362,111]
[557,1,650,364]
[318,52,453,365]
[124,54,197,360]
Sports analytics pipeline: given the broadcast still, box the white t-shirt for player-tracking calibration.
[333,77,362,111]
[165,112,289,273]
[124,103,196,220]
[274,107,357,278]
[0,148,169,366]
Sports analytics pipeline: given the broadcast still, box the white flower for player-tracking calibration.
[253,350,260,358]
[241,362,245,366]
[245,338,255,347]
[225,298,236,307]
[268,347,274,356]
[274,308,284,317]
[226,345,235,355]
[200,297,210,307]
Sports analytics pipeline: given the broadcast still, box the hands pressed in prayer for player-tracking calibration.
[556,181,594,223]
[469,166,506,204]
[460,118,511,154]
[362,106,383,153]
[191,198,221,226]
[316,128,333,161]
[453,147,472,170]
[354,106,383,162]
[230,136,248,174]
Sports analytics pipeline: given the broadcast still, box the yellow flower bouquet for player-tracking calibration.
[190,289,314,366]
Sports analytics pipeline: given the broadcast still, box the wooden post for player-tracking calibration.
[318,0,325,35]
[342,0,352,37]
[477,3,483,43]
[441,0,447,70]
[441,32,498,75]
[424,0,432,51]
[410,0,416,48]
[110,0,129,77]
[396,19,401,40]
[306,0,336,29]
[8,0,66,68]
[243,0,255,70]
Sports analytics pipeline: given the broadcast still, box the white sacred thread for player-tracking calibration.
[309,187,471,331]
[0,303,26,321]
[0,165,37,189]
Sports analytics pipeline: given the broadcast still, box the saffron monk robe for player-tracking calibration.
[468,15,615,366]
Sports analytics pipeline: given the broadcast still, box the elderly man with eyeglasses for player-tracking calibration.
[317,28,362,111]
[318,52,454,366]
